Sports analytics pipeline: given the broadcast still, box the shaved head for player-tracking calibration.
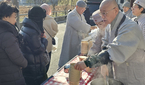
[99,0,119,24]
[100,0,118,10]
[40,3,51,15]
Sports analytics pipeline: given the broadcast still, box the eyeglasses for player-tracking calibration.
[99,7,116,17]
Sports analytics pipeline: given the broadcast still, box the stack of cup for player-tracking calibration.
[69,63,81,85]
[81,40,89,55]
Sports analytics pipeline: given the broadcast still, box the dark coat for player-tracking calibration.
[0,20,27,85]
[20,18,48,85]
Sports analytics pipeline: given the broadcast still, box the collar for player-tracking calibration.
[0,20,18,37]
[45,15,53,20]
[73,8,83,20]
[111,11,124,30]
[136,14,145,21]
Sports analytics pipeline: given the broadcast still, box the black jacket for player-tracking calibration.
[20,18,48,85]
[0,20,27,85]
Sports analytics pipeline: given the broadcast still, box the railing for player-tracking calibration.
[19,10,69,22]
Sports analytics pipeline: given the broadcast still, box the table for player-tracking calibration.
[41,56,99,85]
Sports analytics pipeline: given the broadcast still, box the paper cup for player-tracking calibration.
[69,63,81,85]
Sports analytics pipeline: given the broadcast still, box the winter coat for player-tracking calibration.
[58,8,91,68]
[102,12,145,85]
[0,20,27,85]
[43,15,58,53]
[20,18,48,85]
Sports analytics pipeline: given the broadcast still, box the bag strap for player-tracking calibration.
[115,15,126,37]
[43,27,53,38]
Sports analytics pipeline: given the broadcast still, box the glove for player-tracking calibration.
[84,50,111,68]
[97,50,110,64]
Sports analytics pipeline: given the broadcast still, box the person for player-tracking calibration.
[87,10,108,56]
[87,10,111,79]
[58,0,96,68]
[0,2,28,85]
[75,0,145,85]
[19,6,48,85]
[122,1,135,18]
[40,3,58,72]
[132,0,145,40]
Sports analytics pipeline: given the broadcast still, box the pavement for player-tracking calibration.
[47,21,66,77]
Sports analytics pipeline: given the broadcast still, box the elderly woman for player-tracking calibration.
[132,0,145,40]
[88,10,108,56]
[40,3,58,72]
[0,2,27,85]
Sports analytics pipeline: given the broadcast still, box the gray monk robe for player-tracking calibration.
[103,12,145,85]
[85,12,145,85]
[59,8,91,68]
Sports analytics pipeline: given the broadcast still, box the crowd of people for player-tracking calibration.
[0,1,58,85]
[0,0,145,85]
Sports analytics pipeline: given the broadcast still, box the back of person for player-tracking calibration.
[0,2,27,85]
[20,6,48,85]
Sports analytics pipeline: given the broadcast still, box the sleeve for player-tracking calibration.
[102,25,110,49]
[143,24,145,40]
[2,32,27,68]
[28,33,48,54]
[107,26,140,64]
[67,13,91,33]
[88,29,102,56]
[51,19,58,37]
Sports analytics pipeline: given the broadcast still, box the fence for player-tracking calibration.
[19,10,69,22]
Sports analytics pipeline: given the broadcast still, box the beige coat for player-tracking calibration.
[43,15,58,52]
[58,8,91,68]
[102,12,145,85]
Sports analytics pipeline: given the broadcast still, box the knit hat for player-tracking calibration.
[134,0,145,9]
[122,1,130,8]
[28,6,46,21]
[28,6,46,33]
[92,10,103,23]
[76,0,87,8]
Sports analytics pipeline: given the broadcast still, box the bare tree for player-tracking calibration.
[58,0,70,15]
[50,0,58,15]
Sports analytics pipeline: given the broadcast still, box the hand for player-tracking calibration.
[101,65,109,79]
[90,26,97,30]
[42,34,46,38]
[74,61,87,71]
